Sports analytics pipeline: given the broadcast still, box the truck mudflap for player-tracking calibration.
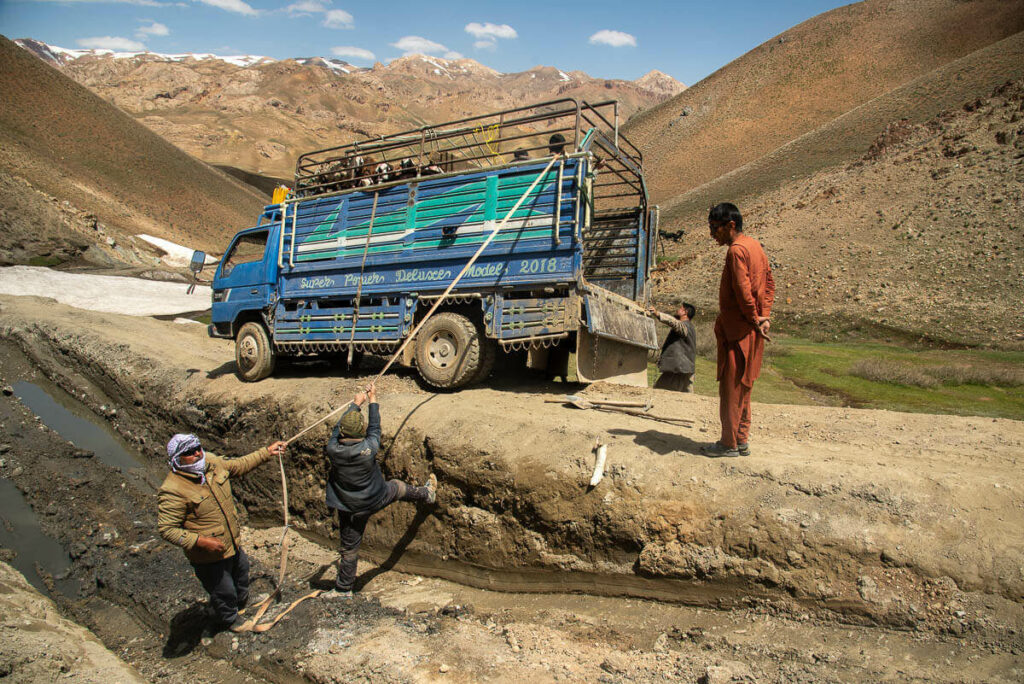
[575,290,658,387]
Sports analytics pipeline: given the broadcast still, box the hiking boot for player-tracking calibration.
[737,443,751,457]
[700,442,741,458]
[322,589,354,600]
[425,473,437,505]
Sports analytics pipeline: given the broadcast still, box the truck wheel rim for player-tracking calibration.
[239,335,258,369]
[426,331,457,370]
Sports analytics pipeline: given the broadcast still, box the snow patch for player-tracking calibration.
[558,70,570,82]
[42,44,273,67]
[0,266,211,317]
[137,234,217,267]
[298,57,352,73]
[421,57,453,79]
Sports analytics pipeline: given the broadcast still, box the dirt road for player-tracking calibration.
[1,293,1022,681]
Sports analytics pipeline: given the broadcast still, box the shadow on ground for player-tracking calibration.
[607,427,707,456]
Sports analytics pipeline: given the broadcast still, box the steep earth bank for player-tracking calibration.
[2,294,1023,625]
[4,303,1019,679]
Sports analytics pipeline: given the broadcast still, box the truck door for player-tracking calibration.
[212,228,272,333]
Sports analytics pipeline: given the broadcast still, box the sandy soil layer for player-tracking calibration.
[0,292,1022,680]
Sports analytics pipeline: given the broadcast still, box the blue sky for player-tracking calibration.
[2,0,853,84]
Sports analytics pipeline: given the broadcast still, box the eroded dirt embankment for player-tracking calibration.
[2,295,1023,636]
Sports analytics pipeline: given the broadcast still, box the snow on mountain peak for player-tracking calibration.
[16,39,274,68]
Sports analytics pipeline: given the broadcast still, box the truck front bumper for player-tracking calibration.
[208,323,232,339]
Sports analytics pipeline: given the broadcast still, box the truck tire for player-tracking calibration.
[470,337,497,385]
[415,312,482,389]
[235,322,275,382]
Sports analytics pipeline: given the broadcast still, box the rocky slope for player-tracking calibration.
[625,0,1024,206]
[652,78,1024,348]
[0,36,265,263]
[15,39,684,180]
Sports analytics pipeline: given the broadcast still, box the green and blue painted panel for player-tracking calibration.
[278,159,581,300]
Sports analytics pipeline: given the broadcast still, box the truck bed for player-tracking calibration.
[277,159,582,299]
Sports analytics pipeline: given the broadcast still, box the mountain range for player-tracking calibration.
[3,0,1024,347]
[15,38,685,180]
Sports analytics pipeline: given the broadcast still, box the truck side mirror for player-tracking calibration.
[189,251,206,274]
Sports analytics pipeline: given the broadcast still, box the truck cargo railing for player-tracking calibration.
[292,98,644,210]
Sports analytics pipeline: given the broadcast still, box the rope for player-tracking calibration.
[238,154,562,632]
[348,191,379,365]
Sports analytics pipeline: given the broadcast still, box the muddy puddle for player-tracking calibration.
[0,478,80,596]
[12,379,143,471]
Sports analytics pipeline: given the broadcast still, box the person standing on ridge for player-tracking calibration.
[157,433,288,632]
[702,202,775,458]
[324,382,436,598]
[648,302,697,393]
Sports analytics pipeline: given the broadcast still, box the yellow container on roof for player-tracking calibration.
[272,185,291,204]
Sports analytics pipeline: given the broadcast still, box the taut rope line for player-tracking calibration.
[241,155,563,631]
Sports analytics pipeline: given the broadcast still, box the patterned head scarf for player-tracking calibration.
[166,433,206,483]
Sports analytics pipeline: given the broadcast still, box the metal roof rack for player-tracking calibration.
[292,98,645,209]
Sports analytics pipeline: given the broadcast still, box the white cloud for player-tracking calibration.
[588,29,636,48]
[465,22,517,40]
[136,21,169,38]
[285,0,327,14]
[323,8,353,28]
[443,51,463,60]
[331,45,374,61]
[194,0,258,16]
[77,36,147,51]
[391,35,447,55]
[474,39,495,50]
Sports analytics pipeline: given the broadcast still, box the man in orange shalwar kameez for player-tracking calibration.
[702,203,775,458]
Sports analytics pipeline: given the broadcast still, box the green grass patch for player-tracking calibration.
[27,255,65,267]
[646,334,1024,419]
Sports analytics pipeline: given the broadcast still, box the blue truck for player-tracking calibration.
[196,99,659,389]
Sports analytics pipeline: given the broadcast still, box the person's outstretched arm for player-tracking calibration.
[223,441,287,477]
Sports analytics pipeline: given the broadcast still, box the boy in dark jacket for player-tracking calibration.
[325,382,436,596]
[648,302,697,392]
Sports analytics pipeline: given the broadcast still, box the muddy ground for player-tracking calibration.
[1,293,1023,682]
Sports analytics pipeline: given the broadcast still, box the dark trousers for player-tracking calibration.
[335,480,431,591]
[654,371,694,393]
[192,547,250,624]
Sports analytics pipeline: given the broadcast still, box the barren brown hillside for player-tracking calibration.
[652,77,1024,348]
[35,48,682,179]
[658,30,1024,226]
[626,0,1024,205]
[0,35,264,259]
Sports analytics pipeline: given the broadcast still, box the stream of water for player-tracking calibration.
[13,380,144,471]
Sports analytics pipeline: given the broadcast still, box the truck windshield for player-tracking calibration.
[222,230,269,277]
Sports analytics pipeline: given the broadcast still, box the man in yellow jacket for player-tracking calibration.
[157,433,287,632]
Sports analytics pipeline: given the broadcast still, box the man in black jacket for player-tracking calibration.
[324,382,436,597]
[648,302,697,392]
